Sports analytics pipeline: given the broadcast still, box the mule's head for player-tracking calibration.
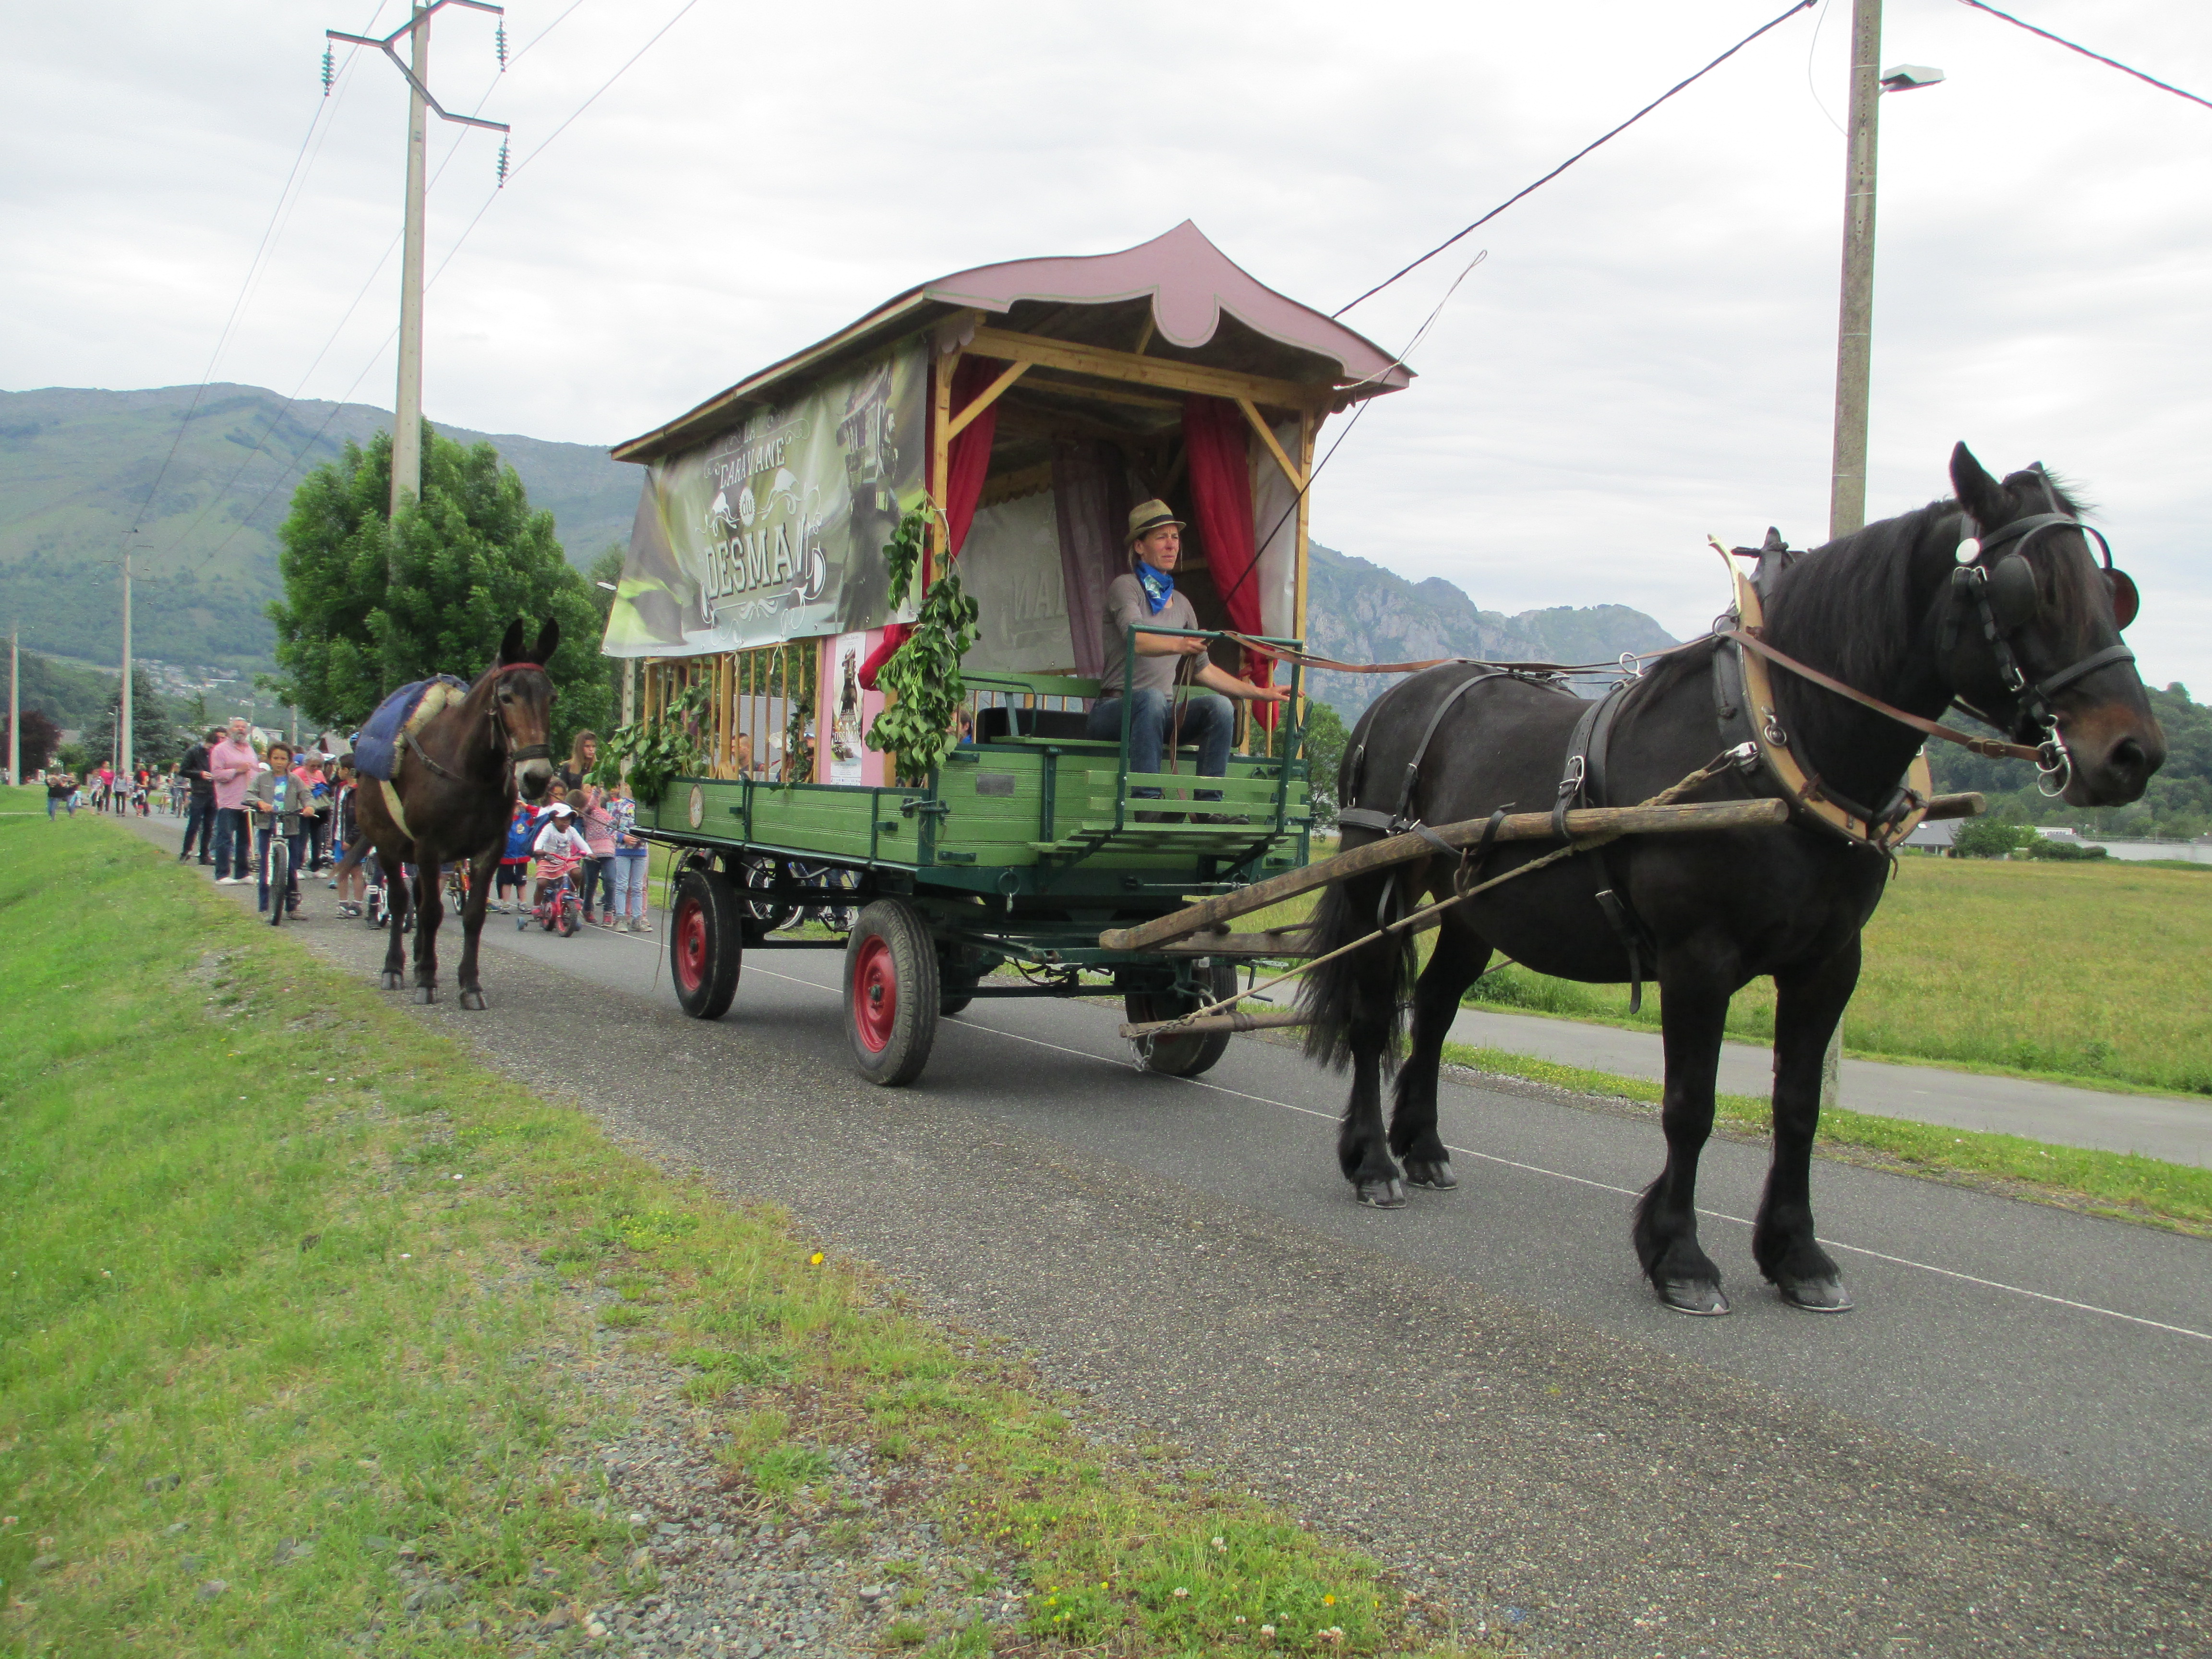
[1942,444,2164,807]
[493,616,562,803]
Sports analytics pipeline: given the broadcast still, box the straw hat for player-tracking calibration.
[1126,499,1185,546]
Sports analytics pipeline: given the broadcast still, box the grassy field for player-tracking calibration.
[0,795,1469,1657]
[1236,854,2212,1098]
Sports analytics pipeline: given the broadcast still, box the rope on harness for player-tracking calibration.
[1134,749,1748,1040]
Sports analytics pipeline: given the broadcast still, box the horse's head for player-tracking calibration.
[1940,444,2164,807]
[492,616,562,803]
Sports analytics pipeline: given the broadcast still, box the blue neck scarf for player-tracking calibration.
[1136,560,1175,615]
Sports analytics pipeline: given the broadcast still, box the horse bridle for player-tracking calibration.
[481,660,553,772]
[1942,472,2139,797]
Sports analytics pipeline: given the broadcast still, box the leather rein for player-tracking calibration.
[401,661,553,784]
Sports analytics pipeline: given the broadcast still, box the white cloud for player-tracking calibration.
[4,0,2207,689]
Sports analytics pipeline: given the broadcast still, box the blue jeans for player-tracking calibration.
[1086,689,1233,800]
[180,795,215,858]
[212,808,252,878]
[256,827,305,910]
[610,850,649,919]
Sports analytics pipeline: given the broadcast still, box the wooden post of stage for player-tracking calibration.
[928,348,956,592]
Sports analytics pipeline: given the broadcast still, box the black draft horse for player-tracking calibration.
[340,618,560,1008]
[1299,445,2164,1314]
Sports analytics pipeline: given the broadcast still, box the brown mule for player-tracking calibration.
[339,618,561,1008]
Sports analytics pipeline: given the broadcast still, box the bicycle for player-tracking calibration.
[263,833,292,928]
[521,867,583,937]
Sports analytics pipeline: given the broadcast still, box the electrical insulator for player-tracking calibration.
[321,46,335,95]
[497,139,510,188]
[496,21,508,70]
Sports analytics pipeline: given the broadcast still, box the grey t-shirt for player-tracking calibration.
[1099,571,1199,696]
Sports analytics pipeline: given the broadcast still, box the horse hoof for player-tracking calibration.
[414,986,436,1006]
[1403,1159,1457,1190]
[1778,1276,1853,1313]
[1355,1177,1407,1209]
[380,972,404,990]
[458,988,486,1011]
[1657,1278,1731,1317]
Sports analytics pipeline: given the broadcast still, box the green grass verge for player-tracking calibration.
[1233,854,2212,1099]
[1439,1041,2212,1234]
[0,795,1475,1657]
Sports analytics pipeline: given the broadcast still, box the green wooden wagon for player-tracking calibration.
[601,224,1412,1084]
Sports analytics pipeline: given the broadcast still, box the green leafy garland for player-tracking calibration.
[596,677,710,803]
[865,499,979,787]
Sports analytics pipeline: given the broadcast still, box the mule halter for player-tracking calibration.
[1943,475,2137,798]
[481,661,553,769]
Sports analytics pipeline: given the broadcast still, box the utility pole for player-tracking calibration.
[325,2,509,538]
[1827,0,1883,541]
[120,553,133,786]
[1821,0,1944,1107]
[8,629,18,786]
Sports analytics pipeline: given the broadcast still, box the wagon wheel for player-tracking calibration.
[844,899,939,1086]
[1125,959,1238,1078]
[671,867,744,1020]
[937,943,987,1019]
[741,856,795,938]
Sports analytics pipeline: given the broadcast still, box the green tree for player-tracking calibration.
[84,669,180,768]
[1951,818,2038,859]
[264,424,610,750]
[587,542,628,724]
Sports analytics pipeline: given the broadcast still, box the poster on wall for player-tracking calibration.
[601,339,928,658]
[823,629,883,787]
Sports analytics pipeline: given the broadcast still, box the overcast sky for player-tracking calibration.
[8,1,2207,690]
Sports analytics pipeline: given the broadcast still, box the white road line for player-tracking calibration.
[659,960,2212,1346]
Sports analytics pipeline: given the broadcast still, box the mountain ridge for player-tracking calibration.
[0,385,1674,706]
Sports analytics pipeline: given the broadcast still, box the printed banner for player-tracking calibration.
[601,338,928,658]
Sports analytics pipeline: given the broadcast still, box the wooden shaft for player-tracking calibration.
[1121,1009,1310,1040]
[1923,792,1984,822]
[1154,927,1313,959]
[1099,797,1790,952]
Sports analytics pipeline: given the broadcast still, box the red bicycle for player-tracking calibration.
[522,866,583,937]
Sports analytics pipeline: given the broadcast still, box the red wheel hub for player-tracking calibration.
[851,934,897,1053]
[674,896,708,993]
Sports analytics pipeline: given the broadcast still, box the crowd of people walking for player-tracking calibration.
[27,719,660,937]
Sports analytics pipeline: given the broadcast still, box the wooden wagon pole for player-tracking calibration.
[1103,790,1985,955]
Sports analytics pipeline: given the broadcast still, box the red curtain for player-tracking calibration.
[1181,394,1274,725]
[944,358,1000,559]
[866,360,1001,689]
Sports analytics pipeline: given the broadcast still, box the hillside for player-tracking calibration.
[0,385,639,673]
[1302,541,1678,716]
[0,387,1675,702]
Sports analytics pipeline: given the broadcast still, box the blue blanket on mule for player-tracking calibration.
[354,675,469,782]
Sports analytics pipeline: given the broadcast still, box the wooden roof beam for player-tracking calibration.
[965,326,1334,415]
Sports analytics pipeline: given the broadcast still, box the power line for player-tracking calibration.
[154,1,599,573]
[1953,0,2212,113]
[1334,0,1817,317]
[121,10,390,541]
[178,0,688,576]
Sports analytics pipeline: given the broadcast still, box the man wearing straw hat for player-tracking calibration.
[1086,499,1287,812]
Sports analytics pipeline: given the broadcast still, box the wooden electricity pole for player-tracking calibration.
[325,1,510,541]
[1828,0,1883,540]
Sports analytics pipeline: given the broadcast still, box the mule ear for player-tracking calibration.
[1949,442,2008,526]
[531,616,561,667]
[497,618,528,665]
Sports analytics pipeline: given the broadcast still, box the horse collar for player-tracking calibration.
[1719,566,1932,850]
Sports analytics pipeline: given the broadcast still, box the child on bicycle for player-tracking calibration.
[246,740,325,916]
[531,801,591,918]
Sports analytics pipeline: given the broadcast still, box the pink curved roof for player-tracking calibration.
[920,220,1409,386]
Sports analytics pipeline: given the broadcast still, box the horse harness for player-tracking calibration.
[399,661,553,785]
[1337,666,1663,1012]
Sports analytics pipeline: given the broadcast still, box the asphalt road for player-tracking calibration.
[146,821,2212,1657]
[1449,1009,2212,1169]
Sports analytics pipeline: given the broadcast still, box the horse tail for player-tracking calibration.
[1297,867,1410,1072]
